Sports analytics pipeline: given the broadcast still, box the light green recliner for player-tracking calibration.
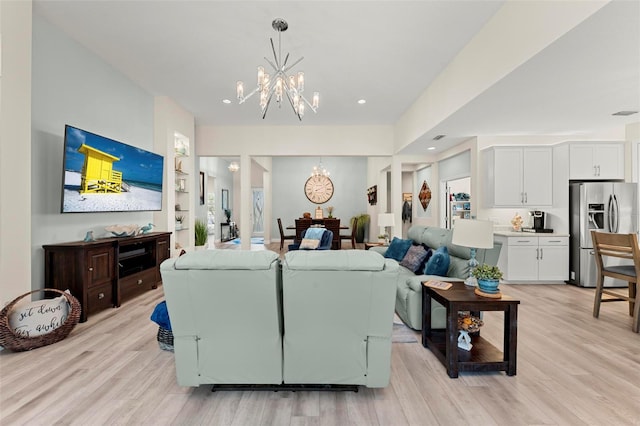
[281,250,399,387]
[160,250,282,386]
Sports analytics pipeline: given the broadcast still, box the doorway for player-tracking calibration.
[443,176,471,229]
[252,188,264,235]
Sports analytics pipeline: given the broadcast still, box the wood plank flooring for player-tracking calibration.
[1,243,639,425]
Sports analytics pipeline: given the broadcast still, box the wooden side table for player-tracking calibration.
[421,281,520,378]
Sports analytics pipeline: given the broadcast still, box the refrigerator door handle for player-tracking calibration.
[607,195,613,232]
[611,194,620,232]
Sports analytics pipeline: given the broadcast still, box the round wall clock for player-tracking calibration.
[304,175,334,204]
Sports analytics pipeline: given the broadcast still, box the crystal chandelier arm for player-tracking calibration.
[282,57,304,74]
[238,86,261,104]
[262,93,274,119]
[270,38,280,69]
[264,57,279,73]
[300,93,318,112]
[283,85,303,121]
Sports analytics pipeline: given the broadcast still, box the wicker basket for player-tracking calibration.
[0,288,81,352]
[157,326,174,352]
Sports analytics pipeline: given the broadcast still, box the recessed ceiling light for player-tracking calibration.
[612,110,638,116]
[357,99,366,104]
[222,99,231,104]
[427,147,436,151]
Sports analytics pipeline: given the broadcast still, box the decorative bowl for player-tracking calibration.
[105,224,138,237]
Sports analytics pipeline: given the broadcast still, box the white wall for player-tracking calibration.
[0,0,32,305]
[31,13,155,290]
[196,125,394,157]
[271,157,368,242]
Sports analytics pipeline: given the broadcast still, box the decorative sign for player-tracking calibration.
[418,180,432,211]
[367,185,377,205]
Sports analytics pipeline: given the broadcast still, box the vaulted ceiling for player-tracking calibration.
[34,1,639,154]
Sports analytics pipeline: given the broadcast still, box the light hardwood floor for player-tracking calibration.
[1,243,639,425]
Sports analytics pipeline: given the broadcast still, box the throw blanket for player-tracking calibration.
[305,228,326,240]
[151,301,172,331]
[300,228,326,249]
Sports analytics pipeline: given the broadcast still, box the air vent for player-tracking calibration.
[612,111,638,116]
[433,135,446,140]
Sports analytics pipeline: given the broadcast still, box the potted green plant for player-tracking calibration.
[224,209,232,223]
[351,213,370,243]
[472,264,503,293]
[175,215,184,230]
[194,219,208,247]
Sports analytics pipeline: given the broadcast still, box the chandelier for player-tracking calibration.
[228,162,239,172]
[236,18,319,121]
[310,159,330,177]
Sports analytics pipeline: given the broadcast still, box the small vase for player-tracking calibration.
[477,278,500,293]
[458,330,472,351]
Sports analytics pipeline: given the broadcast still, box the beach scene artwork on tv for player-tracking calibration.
[62,125,164,213]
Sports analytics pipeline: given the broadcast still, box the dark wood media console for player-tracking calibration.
[43,232,171,322]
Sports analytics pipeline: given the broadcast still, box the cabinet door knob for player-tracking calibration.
[137,279,143,285]
[89,267,93,271]
[98,292,104,299]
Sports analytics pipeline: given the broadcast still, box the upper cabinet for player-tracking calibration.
[483,146,553,207]
[569,143,624,180]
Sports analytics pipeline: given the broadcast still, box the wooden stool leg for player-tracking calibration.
[629,282,637,316]
[632,283,640,333]
[593,274,604,318]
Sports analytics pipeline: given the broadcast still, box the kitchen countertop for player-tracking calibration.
[494,230,570,237]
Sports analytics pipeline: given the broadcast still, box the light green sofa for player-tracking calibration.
[282,250,398,387]
[160,249,399,388]
[370,225,502,331]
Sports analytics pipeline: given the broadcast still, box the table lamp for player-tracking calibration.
[378,213,395,245]
[451,219,494,286]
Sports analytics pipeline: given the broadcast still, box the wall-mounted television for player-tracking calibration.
[61,125,164,213]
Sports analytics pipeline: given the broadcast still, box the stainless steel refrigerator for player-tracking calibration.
[569,182,638,287]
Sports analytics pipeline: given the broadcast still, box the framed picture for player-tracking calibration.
[222,189,229,211]
[199,172,205,205]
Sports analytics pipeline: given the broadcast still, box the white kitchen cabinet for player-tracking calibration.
[496,235,568,282]
[538,236,570,281]
[483,147,553,207]
[569,143,624,180]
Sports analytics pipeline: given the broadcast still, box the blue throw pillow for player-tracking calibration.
[424,246,450,276]
[384,237,412,262]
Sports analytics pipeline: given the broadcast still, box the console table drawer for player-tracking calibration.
[87,282,114,315]
[119,269,156,303]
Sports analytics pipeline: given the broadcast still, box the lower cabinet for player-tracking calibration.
[43,232,171,322]
[496,235,569,282]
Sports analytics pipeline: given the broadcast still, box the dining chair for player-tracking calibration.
[295,218,312,243]
[590,230,640,333]
[340,217,358,249]
[277,218,296,251]
[323,218,341,249]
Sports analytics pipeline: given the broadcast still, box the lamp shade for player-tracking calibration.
[378,213,395,228]
[452,219,494,249]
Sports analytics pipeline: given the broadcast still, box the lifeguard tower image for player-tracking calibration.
[78,144,124,193]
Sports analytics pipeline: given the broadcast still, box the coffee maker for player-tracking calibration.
[523,210,552,232]
[530,211,546,230]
